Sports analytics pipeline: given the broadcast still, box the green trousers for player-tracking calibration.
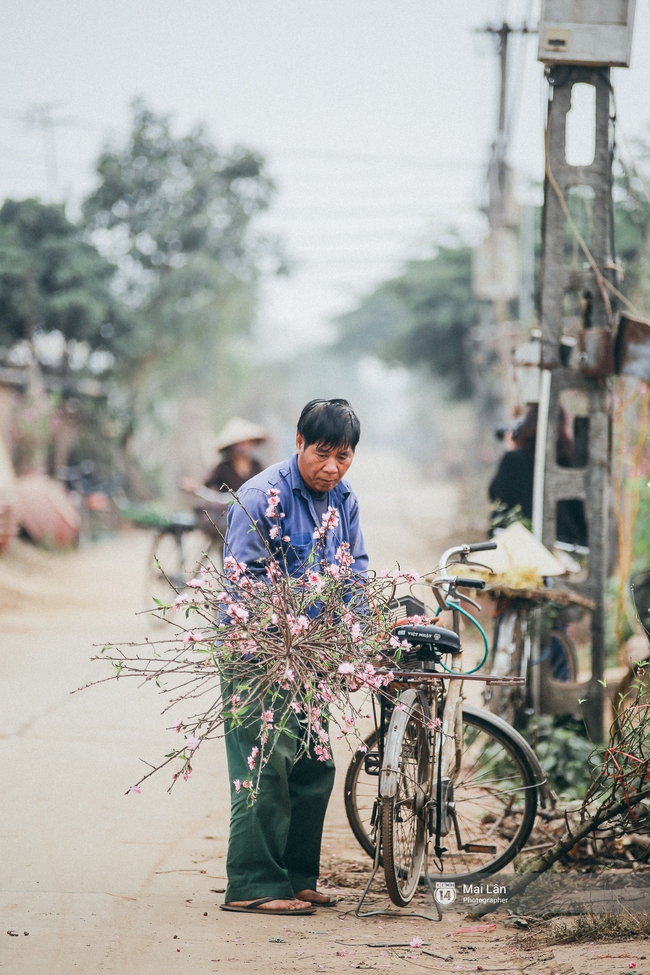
[223,711,335,902]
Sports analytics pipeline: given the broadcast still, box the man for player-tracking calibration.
[220,399,368,916]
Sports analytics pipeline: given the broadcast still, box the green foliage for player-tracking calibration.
[632,478,650,573]
[334,245,479,398]
[0,198,130,353]
[489,501,532,535]
[82,100,279,388]
[83,99,275,279]
[524,716,600,801]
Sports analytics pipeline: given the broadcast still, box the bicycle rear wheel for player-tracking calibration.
[345,705,539,885]
[434,706,538,882]
[147,529,216,612]
[381,689,429,907]
[344,729,379,861]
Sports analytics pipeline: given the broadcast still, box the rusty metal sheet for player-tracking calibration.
[614,313,650,382]
[578,327,614,377]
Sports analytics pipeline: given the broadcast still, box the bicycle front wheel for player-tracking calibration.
[435,706,538,882]
[381,689,429,907]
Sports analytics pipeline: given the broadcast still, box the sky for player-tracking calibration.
[1,0,649,355]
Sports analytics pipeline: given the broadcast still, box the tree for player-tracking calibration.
[614,142,650,312]
[334,245,479,398]
[0,198,129,356]
[82,100,280,386]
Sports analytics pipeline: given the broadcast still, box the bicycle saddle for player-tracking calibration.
[392,623,461,655]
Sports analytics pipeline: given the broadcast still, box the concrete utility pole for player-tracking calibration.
[471,23,533,440]
[535,1,637,741]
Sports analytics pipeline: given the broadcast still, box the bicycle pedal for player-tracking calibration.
[363,753,381,776]
[461,843,497,854]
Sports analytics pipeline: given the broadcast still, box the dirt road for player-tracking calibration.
[1,450,647,974]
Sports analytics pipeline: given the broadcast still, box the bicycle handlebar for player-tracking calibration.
[439,541,495,577]
[454,577,486,590]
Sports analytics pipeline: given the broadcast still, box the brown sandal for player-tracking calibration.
[220,897,316,916]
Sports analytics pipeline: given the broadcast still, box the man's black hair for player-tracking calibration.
[297,399,360,451]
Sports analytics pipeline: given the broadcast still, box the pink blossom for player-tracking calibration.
[404,571,420,584]
[269,525,280,539]
[338,661,355,675]
[129,785,142,794]
[172,593,190,609]
[313,505,340,539]
[335,542,355,571]
[307,570,324,591]
[290,701,302,714]
[357,743,368,753]
[182,769,193,780]
[262,710,274,725]
[314,744,331,761]
[183,630,204,644]
[381,568,400,581]
[226,603,250,623]
[427,718,443,731]
[287,614,309,637]
[233,778,242,793]
[231,694,241,707]
[185,736,200,751]
[173,717,183,732]
[350,622,361,643]
[247,746,259,769]
[270,612,278,625]
[389,635,400,649]
[223,556,246,580]
[409,938,423,949]
[186,578,202,589]
[282,535,291,542]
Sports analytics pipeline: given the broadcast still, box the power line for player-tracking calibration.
[18,102,79,196]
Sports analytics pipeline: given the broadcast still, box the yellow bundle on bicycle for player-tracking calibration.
[474,522,566,590]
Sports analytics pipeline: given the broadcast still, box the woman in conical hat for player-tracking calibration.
[205,417,268,493]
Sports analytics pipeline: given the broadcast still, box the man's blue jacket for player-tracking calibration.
[225,453,369,578]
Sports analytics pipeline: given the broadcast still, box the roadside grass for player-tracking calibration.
[544,912,650,944]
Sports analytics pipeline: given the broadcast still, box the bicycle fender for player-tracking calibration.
[379,689,418,799]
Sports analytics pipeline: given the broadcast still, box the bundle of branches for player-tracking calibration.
[470,664,650,917]
[88,491,422,797]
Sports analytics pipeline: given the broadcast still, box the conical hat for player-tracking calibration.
[478,522,566,586]
[215,417,268,451]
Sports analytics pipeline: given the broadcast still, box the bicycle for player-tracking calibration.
[345,541,548,916]
[483,589,583,728]
[119,492,228,612]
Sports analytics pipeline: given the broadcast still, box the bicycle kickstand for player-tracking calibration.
[354,810,384,918]
[354,808,443,921]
